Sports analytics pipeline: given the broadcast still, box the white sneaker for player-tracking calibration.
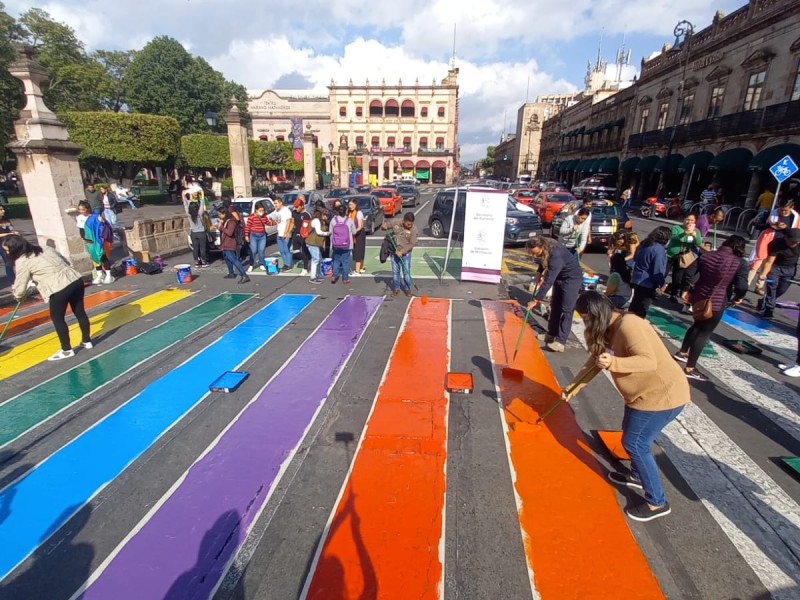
[81,341,93,349]
[92,271,103,285]
[103,271,114,284]
[246,265,254,273]
[780,364,800,378]
[48,349,75,361]
[258,265,266,271]
[300,269,309,276]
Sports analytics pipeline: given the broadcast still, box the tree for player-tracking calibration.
[0,3,23,153]
[480,145,496,172]
[181,134,230,179]
[62,111,180,180]
[92,49,136,112]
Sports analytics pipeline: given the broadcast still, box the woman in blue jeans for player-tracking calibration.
[218,205,249,284]
[562,292,691,522]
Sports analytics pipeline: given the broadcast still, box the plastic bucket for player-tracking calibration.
[153,256,165,269]
[122,258,138,276]
[266,257,279,274]
[320,258,333,277]
[175,263,192,284]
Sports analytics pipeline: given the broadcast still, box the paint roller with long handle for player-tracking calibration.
[535,365,600,424]
[0,300,21,344]
[387,229,419,291]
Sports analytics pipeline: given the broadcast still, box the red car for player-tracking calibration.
[372,187,403,216]
[510,188,539,206]
[532,191,576,225]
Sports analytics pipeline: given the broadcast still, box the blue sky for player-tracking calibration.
[9,0,745,160]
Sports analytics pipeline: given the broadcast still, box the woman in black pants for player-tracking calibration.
[5,235,92,361]
[628,226,671,319]
[674,235,748,381]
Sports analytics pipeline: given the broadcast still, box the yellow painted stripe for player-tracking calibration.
[0,288,192,380]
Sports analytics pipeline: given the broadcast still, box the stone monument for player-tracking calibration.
[224,98,252,197]
[338,135,350,188]
[302,126,316,190]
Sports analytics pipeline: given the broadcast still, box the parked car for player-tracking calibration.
[427,188,542,245]
[325,187,356,200]
[344,194,385,234]
[372,187,403,216]
[532,191,576,225]
[550,199,632,249]
[396,184,420,207]
[191,197,278,253]
[355,184,372,193]
[571,174,616,200]
[510,188,538,206]
[545,181,570,192]
[283,190,325,207]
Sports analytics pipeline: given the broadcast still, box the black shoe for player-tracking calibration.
[331,277,338,284]
[309,278,322,284]
[607,471,643,490]
[684,368,709,382]
[762,312,774,319]
[238,275,250,284]
[626,501,671,522]
[281,266,292,272]
[223,273,237,279]
[672,352,688,363]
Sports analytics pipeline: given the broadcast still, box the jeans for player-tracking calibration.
[223,249,246,276]
[763,265,795,315]
[103,208,118,228]
[0,245,13,283]
[276,236,292,269]
[391,252,411,290]
[680,309,724,368]
[629,284,656,319]
[622,404,684,506]
[332,248,351,279]
[120,196,136,209]
[308,244,321,279]
[49,278,91,351]
[249,233,266,269]
[190,231,209,264]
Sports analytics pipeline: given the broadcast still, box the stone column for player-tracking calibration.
[362,150,370,186]
[339,136,349,188]
[377,157,385,186]
[388,157,395,181]
[224,100,252,197]
[745,170,761,208]
[6,46,91,272]
[302,129,316,190]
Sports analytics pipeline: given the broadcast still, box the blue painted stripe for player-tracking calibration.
[723,308,787,335]
[0,294,315,580]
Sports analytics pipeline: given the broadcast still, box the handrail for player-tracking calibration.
[723,207,743,230]
[735,208,757,232]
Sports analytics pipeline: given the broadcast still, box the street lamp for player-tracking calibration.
[204,110,217,128]
[662,19,695,193]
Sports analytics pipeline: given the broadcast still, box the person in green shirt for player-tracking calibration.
[667,214,702,304]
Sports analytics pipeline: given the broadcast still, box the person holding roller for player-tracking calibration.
[526,236,582,352]
[563,291,690,522]
[382,212,418,297]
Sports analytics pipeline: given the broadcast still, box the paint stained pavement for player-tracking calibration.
[0,271,799,600]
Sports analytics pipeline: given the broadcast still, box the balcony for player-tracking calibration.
[418,147,452,155]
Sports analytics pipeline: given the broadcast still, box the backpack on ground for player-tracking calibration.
[331,217,351,249]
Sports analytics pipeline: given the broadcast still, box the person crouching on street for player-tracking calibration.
[382,212,418,297]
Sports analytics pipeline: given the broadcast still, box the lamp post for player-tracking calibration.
[327,142,336,188]
[662,19,695,194]
[204,110,218,129]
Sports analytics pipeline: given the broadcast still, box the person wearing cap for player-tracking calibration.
[292,196,312,275]
[755,227,800,319]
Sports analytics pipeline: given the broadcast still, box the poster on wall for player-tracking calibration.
[461,189,508,283]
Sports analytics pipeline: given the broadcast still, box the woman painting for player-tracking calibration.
[563,291,690,522]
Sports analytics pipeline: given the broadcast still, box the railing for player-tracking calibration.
[418,148,452,155]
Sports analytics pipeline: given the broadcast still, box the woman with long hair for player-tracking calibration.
[218,205,249,284]
[306,206,330,283]
[628,226,671,318]
[666,214,702,305]
[605,252,632,309]
[187,201,209,268]
[348,198,366,275]
[81,203,115,285]
[564,291,690,522]
[526,235,583,352]
[4,235,92,361]
[674,235,748,381]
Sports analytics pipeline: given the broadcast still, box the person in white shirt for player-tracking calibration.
[559,208,591,256]
[114,185,137,210]
[268,197,294,271]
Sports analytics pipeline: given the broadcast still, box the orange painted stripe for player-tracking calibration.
[482,301,664,599]
[0,299,43,316]
[3,290,131,338]
[304,298,451,600]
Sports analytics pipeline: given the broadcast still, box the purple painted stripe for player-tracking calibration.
[78,296,383,600]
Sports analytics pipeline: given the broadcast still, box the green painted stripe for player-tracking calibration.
[0,293,252,447]
[648,307,717,357]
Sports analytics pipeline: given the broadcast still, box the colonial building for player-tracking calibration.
[247,68,460,186]
[542,0,800,207]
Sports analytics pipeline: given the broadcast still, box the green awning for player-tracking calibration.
[575,159,591,172]
[550,162,560,171]
[589,158,606,172]
[576,126,585,135]
[602,121,615,130]
[636,155,660,172]
[614,118,625,127]
[678,151,714,173]
[416,168,430,177]
[708,147,753,171]
[748,143,800,171]
[599,156,620,173]
[620,157,641,173]
[568,159,581,170]
[654,154,684,173]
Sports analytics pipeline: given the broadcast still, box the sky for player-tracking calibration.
[8,0,745,162]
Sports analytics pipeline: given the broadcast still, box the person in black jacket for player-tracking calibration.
[526,236,583,352]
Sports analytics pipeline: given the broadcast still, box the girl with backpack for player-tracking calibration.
[306,206,330,284]
[218,205,249,284]
[292,198,313,275]
[329,204,356,285]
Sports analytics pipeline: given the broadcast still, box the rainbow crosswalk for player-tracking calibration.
[0,290,798,599]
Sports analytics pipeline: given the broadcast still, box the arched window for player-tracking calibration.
[419,136,428,150]
[356,106,363,117]
[369,100,383,117]
[420,107,428,117]
[387,136,395,148]
[339,106,347,117]
[401,100,415,117]
[435,137,445,149]
[371,135,380,148]
[259,134,269,140]
[437,106,445,118]
[276,135,285,141]
[403,136,411,151]
[385,99,399,117]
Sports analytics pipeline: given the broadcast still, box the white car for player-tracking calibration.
[189,197,278,252]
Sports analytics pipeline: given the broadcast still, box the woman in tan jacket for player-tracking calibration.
[5,235,92,361]
[563,291,690,522]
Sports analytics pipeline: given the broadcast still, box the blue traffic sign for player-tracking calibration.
[769,155,798,184]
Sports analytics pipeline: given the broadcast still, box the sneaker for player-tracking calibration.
[359,268,367,274]
[300,269,309,276]
[223,273,237,279]
[103,272,114,284]
[281,266,292,273]
[607,471,643,490]
[80,341,93,349]
[91,272,103,285]
[259,265,266,271]
[403,289,412,297]
[331,277,339,284]
[684,368,709,382]
[238,275,250,284]
[309,278,322,284]
[201,262,210,268]
[780,364,800,378]
[350,271,360,277]
[672,352,688,363]
[546,340,565,352]
[246,265,254,273]
[392,289,400,297]
[625,501,671,522]
[537,333,555,343]
[343,279,350,285]
[762,312,775,319]
[48,349,75,361]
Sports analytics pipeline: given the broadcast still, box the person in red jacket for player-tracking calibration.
[244,202,272,272]
[218,205,249,284]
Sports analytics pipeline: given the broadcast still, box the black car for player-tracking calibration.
[427,188,542,245]
[325,187,356,199]
[550,200,632,249]
[396,184,420,207]
[343,194,385,234]
[355,184,372,193]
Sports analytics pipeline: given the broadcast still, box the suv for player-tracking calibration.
[396,184,420,207]
[572,174,616,200]
[428,188,542,245]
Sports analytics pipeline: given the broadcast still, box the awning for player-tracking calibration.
[654,153,684,173]
[748,143,800,171]
[550,162,560,171]
[598,156,620,173]
[369,159,378,168]
[708,147,753,171]
[636,155,661,172]
[678,151,714,173]
[432,160,447,168]
[614,118,625,127]
[575,159,591,172]
[565,159,580,170]
[416,168,430,178]
[620,157,641,173]
[401,159,414,168]
[576,126,585,134]
[589,158,606,172]
[416,160,430,168]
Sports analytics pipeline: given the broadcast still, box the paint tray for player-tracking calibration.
[778,456,800,481]
[446,372,474,394]
[596,430,630,460]
[209,371,249,393]
[722,339,762,355]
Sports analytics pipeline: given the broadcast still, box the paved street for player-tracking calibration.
[1,188,799,599]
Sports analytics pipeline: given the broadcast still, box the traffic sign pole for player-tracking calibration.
[770,180,782,213]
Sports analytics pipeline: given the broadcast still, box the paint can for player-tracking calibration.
[266,257,279,274]
[122,258,138,276]
[320,258,333,277]
[175,264,192,284]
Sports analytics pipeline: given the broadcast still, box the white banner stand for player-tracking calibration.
[460,189,508,283]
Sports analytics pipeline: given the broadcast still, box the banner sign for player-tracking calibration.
[461,189,508,283]
[289,118,303,149]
